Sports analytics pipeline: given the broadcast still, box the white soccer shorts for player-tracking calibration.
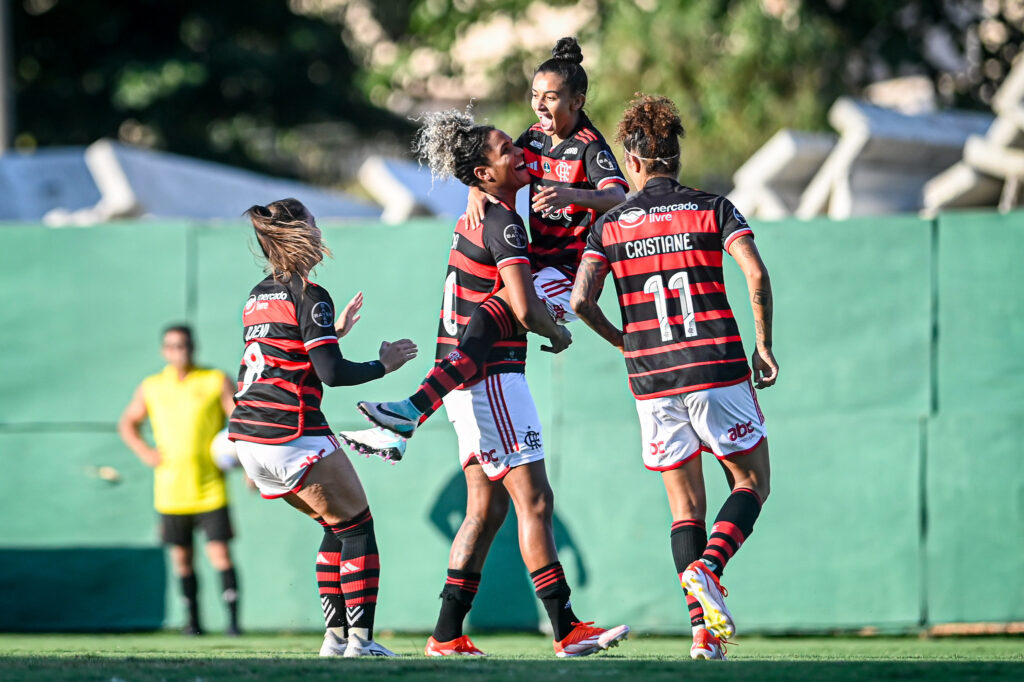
[533,266,577,325]
[443,372,546,481]
[234,434,341,499]
[636,379,766,471]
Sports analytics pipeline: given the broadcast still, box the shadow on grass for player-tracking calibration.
[1,656,1022,682]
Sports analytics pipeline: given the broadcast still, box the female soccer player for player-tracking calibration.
[350,110,628,657]
[227,198,417,657]
[351,37,626,444]
[571,95,777,660]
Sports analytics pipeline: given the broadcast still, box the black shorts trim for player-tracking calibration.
[160,506,234,546]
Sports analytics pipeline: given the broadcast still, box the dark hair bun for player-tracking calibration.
[551,36,583,64]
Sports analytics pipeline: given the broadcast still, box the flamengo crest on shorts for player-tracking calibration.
[583,178,753,400]
[436,199,531,381]
[229,275,339,444]
[517,113,627,277]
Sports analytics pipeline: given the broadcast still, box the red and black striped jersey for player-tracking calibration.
[516,113,627,277]
[228,275,339,443]
[436,199,530,380]
[584,177,754,400]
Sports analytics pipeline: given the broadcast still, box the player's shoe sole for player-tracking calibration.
[338,427,406,463]
[343,633,398,657]
[424,635,486,656]
[682,561,735,639]
[357,400,419,438]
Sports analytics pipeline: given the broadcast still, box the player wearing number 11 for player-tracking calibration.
[570,95,777,660]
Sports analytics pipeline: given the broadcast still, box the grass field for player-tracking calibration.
[0,632,1022,681]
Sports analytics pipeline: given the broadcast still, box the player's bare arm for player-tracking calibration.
[220,375,236,417]
[729,235,778,389]
[531,185,626,215]
[498,262,572,354]
[570,257,624,351]
[117,384,162,467]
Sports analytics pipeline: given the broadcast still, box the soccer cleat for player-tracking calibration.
[339,427,407,463]
[343,632,398,657]
[424,635,486,657]
[553,621,630,658]
[357,399,421,438]
[690,627,727,660]
[318,630,348,657]
[682,561,735,638]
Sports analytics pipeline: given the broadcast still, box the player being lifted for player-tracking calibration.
[227,199,417,657]
[346,37,626,450]
[570,95,777,660]
[348,109,628,657]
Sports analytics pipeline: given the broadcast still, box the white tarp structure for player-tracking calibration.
[0,140,380,226]
[924,55,1024,213]
[358,155,530,224]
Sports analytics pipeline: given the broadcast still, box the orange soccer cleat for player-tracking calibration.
[690,627,728,660]
[424,634,486,657]
[553,621,630,658]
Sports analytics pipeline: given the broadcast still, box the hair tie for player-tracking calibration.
[627,150,679,163]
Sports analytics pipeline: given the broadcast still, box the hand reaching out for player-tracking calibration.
[335,291,363,338]
[379,339,418,373]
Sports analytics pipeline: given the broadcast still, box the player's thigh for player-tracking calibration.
[661,455,708,521]
[717,437,770,500]
[502,459,554,519]
[464,462,510,525]
[293,447,369,523]
[636,394,703,471]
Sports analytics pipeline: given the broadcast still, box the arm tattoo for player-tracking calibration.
[571,259,624,348]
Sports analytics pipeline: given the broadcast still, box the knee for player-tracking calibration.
[523,485,554,522]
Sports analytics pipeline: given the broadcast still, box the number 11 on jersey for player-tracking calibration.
[643,272,697,341]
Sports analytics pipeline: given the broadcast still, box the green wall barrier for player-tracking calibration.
[0,210,1020,632]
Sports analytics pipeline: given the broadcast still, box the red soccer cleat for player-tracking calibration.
[424,635,486,657]
[690,627,728,660]
[553,621,630,658]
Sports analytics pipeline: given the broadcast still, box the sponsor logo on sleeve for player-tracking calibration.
[529,139,543,149]
[733,206,748,226]
[504,224,528,248]
[596,150,617,171]
[618,206,647,229]
[311,301,334,327]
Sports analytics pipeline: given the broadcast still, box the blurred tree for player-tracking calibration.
[12,0,413,184]
[301,0,1022,191]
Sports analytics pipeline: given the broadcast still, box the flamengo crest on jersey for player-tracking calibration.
[516,113,627,276]
[436,200,531,382]
[229,275,339,443]
[583,178,753,400]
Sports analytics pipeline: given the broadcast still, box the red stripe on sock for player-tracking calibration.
[339,555,381,574]
[734,486,763,507]
[710,521,746,546]
[702,546,729,565]
[671,519,706,531]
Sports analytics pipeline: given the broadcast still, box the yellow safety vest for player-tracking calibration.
[142,365,228,514]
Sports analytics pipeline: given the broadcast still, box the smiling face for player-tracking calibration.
[530,71,584,141]
[475,129,531,193]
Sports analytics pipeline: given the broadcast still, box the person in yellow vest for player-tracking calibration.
[118,324,240,635]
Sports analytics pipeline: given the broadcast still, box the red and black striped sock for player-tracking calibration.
[531,561,578,641]
[329,508,380,640]
[671,519,707,631]
[432,568,481,642]
[701,488,763,577]
[409,297,516,413]
[314,517,347,637]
